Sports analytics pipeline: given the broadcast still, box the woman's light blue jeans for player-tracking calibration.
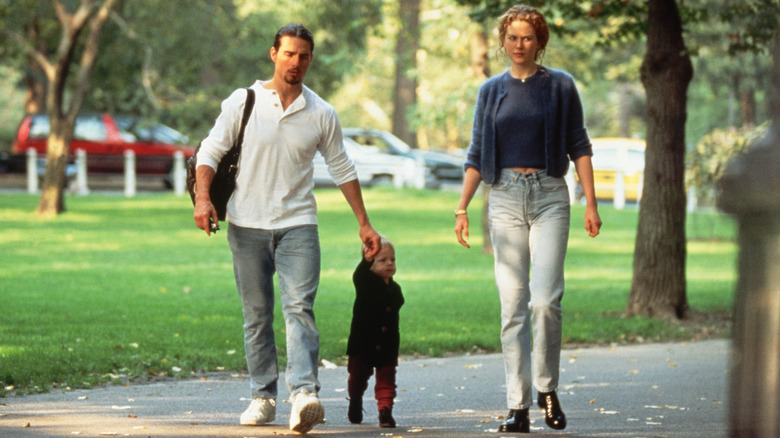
[227,224,321,400]
[488,169,571,410]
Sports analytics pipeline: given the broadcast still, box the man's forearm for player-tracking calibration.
[338,178,371,227]
[195,165,216,202]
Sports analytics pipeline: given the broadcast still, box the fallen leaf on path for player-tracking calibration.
[111,406,132,410]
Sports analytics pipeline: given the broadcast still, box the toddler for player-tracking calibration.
[346,237,404,428]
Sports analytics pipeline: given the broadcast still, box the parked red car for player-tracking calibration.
[12,113,194,176]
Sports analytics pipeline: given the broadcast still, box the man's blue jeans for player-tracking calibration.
[227,224,321,400]
[488,169,571,410]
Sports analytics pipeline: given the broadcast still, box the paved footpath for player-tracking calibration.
[0,340,729,437]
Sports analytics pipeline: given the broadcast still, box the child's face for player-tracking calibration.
[370,245,396,282]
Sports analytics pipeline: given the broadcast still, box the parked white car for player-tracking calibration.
[313,137,419,187]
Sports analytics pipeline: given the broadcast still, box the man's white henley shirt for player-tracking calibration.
[197,80,358,229]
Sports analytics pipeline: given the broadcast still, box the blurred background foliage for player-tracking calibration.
[0,0,776,204]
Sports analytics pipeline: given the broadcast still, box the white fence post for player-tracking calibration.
[124,149,136,197]
[687,187,698,213]
[75,149,89,195]
[613,144,627,210]
[613,169,626,210]
[26,148,38,193]
[173,151,185,196]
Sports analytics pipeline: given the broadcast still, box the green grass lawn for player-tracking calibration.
[0,188,737,395]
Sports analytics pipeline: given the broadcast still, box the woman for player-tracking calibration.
[454,4,601,433]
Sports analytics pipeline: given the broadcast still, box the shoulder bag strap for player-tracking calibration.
[234,87,255,154]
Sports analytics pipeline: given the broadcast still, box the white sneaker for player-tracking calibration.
[289,392,324,433]
[239,398,276,426]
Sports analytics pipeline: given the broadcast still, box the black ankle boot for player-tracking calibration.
[378,407,396,428]
[538,391,566,430]
[497,408,530,433]
[348,397,363,424]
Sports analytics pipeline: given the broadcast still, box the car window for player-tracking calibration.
[28,116,51,139]
[114,116,187,144]
[349,134,391,154]
[148,124,188,144]
[592,147,618,169]
[26,115,107,141]
[114,116,144,142]
[592,147,645,172]
[74,115,108,141]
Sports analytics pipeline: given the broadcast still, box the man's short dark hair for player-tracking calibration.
[273,23,314,52]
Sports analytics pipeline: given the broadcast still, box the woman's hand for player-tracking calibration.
[455,213,470,248]
[584,206,602,237]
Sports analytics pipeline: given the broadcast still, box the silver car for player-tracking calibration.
[312,137,420,188]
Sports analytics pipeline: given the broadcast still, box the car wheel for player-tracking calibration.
[370,174,394,186]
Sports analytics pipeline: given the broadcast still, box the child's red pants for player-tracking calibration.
[347,355,397,411]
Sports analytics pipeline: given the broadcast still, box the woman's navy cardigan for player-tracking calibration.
[464,67,593,184]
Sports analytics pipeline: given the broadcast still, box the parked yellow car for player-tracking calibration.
[589,137,646,202]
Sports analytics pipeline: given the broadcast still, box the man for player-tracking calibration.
[193,23,381,434]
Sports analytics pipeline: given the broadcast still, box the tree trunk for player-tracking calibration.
[741,89,756,128]
[36,130,73,217]
[392,0,420,149]
[626,0,692,319]
[24,18,47,114]
[35,0,117,216]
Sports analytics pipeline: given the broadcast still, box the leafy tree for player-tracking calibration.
[1,0,118,216]
[687,125,764,201]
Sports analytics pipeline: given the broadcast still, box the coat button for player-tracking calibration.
[386,307,391,312]
[375,345,382,351]
[381,326,388,332]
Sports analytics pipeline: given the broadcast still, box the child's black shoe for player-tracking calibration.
[348,397,363,424]
[378,407,396,428]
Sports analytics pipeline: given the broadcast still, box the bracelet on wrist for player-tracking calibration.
[454,209,467,216]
